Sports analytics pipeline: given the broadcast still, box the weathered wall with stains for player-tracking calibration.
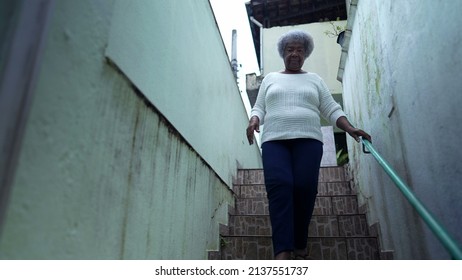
[105,1,262,185]
[342,0,462,259]
[0,0,260,259]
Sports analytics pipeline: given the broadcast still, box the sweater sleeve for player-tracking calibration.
[250,77,267,125]
[317,78,346,127]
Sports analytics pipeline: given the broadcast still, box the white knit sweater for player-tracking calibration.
[250,72,346,144]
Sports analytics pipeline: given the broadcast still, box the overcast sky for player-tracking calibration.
[209,0,260,114]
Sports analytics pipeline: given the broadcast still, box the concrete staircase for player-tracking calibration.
[209,166,389,260]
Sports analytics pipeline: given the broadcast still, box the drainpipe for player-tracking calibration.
[337,0,359,82]
[231,29,238,79]
[249,16,263,74]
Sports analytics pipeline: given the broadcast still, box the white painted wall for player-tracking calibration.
[342,0,462,259]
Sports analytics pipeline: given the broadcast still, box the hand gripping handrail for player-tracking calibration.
[360,138,462,260]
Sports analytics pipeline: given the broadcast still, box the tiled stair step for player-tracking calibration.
[219,236,379,260]
[235,182,354,197]
[235,195,360,215]
[228,214,372,237]
[236,166,349,185]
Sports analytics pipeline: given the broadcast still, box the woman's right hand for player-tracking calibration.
[246,116,260,145]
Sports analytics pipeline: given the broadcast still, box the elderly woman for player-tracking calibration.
[246,30,371,260]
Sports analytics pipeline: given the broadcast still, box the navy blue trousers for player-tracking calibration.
[261,138,323,256]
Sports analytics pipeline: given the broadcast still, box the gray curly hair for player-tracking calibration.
[277,30,314,59]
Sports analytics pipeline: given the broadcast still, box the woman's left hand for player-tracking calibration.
[346,128,371,143]
[336,116,371,143]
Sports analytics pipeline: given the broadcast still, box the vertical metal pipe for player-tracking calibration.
[249,16,263,74]
[231,29,238,79]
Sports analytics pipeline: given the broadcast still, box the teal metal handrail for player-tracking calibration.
[360,138,462,260]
